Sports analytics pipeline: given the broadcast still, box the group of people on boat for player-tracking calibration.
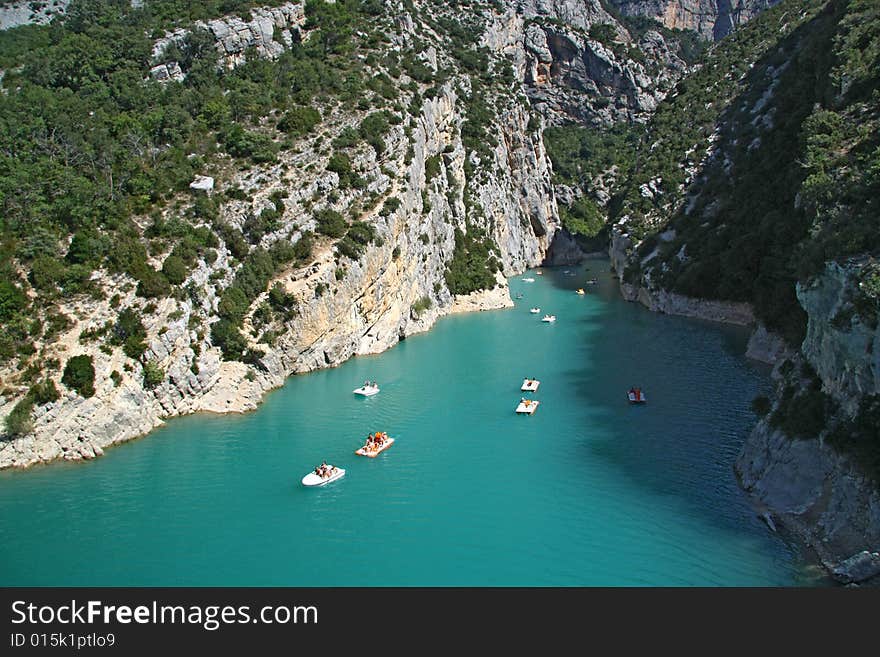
[362,380,378,388]
[314,461,338,479]
[628,386,644,401]
[363,431,389,449]
[520,398,533,407]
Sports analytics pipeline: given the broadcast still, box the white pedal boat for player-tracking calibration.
[627,390,647,404]
[522,277,535,282]
[521,379,540,392]
[516,399,540,414]
[529,307,541,314]
[353,383,380,396]
[541,315,556,323]
[355,436,395,458]
[302,466,346,487]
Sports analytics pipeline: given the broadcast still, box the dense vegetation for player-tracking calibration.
[543,124,639,238]
[603,0,879,347]
[0,0,388,380]
[444,226,500,295]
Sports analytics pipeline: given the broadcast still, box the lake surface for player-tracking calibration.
[0,264,812,585]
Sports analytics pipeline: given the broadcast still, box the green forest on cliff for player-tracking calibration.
[0,0,523,436]
[545,0,879,349]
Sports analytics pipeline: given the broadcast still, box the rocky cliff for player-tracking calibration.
[609,0,780,40]
[494,0,692,125]
[149,2,307,82]
[735,260,880,582]
[0,2,560,468]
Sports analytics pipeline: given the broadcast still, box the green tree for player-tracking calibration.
[62,354,96,398]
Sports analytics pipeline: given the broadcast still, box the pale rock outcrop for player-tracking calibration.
[608,0,779,41]
[484,2,689,125]
[150,1,306,79]
[745,323,791,365]
[0,0,68,31]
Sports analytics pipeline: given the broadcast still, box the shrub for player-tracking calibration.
[315,208,348,238]
[29,379,60,405]
[444,227,499,295]
[211,319,249,361]
[161,254,189,285]
[62,355,96,398]
[136,268,171,298]
[142,360,165,389]
[425,154,442,182]
[293,232,314,262]
[268,283,296,313]
[5,398,34,435]
[0,279,27,321]
[111,307,148,361]
[412,296,432,316]
[278,105,321,136]
[218,286,251,323]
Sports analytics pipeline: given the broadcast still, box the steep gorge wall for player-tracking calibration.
[609,0,779,40]
[485,1,690,125]
[0,77,558,469]
[735,261,880,582]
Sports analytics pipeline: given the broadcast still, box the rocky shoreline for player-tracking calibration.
[0,278,519,471]
[610,234,880,584]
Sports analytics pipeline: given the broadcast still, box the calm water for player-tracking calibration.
[0,264,810,585]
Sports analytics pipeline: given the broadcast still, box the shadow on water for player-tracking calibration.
[542,263,822,583]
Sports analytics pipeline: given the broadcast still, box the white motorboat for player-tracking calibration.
[516,399,540,414]
[541,315,556,323]
[353,382,380,396]
[355,435,395,458]
[529,307,541,314]
[521,378,540,392]
[522,277,535,282]
[302,466,346,487]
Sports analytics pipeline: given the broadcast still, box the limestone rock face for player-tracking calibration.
[0,74,558,469]
[150,1,306,77]
[797,261,880,417]
[485,3,689,126]
[736,417,880,580]
[608,0,780,41]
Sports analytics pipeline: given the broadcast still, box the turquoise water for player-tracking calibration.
[0,265,808,585]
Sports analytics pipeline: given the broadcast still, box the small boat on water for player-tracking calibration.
[353,381,380,396]
[627,388,647,404]
[536,270,543,275]
[515,293,524,299]
[586,278,598,285]
[302,465,346,487]
[521,378,540,392]
[522,277,535,282]
[576,288,585,295]
[516,399,540,414]
[541,314,556,323]
[355,432,395,458]
[529,307,541,314]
